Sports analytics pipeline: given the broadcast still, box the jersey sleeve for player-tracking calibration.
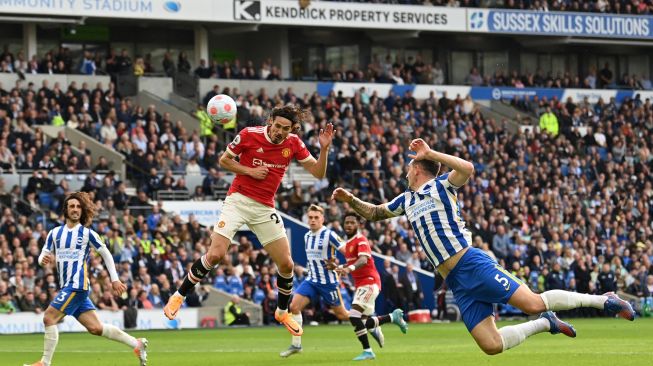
[226,129,247,156]
[328,231,346,251]
[383,192,406,216]
[88,229,105,250]
[436,172,461,190]
[294,137,312,163]
[356,238,372,258]
[44,229,54,252]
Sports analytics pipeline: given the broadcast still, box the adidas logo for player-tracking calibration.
[256,148,264,153]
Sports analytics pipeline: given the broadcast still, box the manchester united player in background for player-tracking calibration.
[335,211,407,361]
[164,105,334,337]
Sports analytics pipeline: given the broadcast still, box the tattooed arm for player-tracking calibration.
[331,188,398,222]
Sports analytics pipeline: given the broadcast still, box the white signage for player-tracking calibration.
[412,85,472,100]
[0,309,198,334]
[0,0,467,32]
[0,0,215,21]
[161,200,223,228]
[560,88,617,104]
[234,0,467,31]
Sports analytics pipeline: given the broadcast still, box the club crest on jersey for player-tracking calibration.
[218,221,226,228]
[282,148,291,158]
[76,236,84,245]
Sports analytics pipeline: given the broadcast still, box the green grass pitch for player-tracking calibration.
[3,319,652,366]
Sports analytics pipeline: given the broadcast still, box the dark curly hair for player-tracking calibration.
[269,105,311,134]
[343,210,362,223]
[62,192,96,227]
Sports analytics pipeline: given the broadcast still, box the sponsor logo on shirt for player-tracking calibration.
[252,158,287,169]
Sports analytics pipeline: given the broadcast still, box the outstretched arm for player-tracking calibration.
[331,188,397,222]
[409,138,474,188]
[301,123,334,179]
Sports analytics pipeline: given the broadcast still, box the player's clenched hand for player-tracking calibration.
[408,138,431,161]
[111,281,127,297]
[335,265,351,276]
[324,258,339,270]
[248,166,269,180]
[41,253,54,266]
[318,122,335,149]
[331,187,353,203]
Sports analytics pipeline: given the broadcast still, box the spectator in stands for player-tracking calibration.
[80,51,96,75]
[262,290,277,325]
[399,263,423,311]
[177,52,191,75]
[0,290,16,314]
[185,157,202,176]
[133,56,145,77]
[224,295,251,326]
[137,290,154,309]
[598,62,614,89]
[162,52,176,77]
[194,59,212,79]
[539,106,559,136]
[97,288,120,311]
[116,49,132,74]
[598,263,617,293]
[465,67,483,86]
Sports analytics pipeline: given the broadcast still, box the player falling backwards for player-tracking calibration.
[25,192,147,366]
[332,138,634,355]
[164,105,334,337]
[334,211,407,361]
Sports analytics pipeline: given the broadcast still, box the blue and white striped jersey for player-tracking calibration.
[304,227,345,285]
[44,223,105,291]
[384,173,471,267]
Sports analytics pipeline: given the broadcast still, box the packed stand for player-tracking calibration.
[237,82,652,316]
[2,75,653,319]
[322,0,653,15]
[465,64,652,90]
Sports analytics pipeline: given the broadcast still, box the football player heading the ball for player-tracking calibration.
[165,105,334,338]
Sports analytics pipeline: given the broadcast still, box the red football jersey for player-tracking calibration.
[226,126,312,207]
[344,234,381,288]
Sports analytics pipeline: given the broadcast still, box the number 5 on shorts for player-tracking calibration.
[494,274,510,291]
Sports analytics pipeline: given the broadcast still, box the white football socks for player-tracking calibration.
[101,324,139,348]
[291,313,303,347]
[541,290,608,311]
[499,318,550,352]
[40,325,59,366]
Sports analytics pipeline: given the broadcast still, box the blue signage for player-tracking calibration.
[485,10,653,39]
[470,87,563,101]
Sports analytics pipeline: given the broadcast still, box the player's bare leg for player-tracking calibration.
[164,231,229,320]
[77,310,148,365]
[24,306,65,366]
[331,304,350,321]
[280,294,311,357]
[265,237,303,336]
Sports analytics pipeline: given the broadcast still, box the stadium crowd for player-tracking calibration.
[324,0,653,15]
[2,45,651,91]
[1,71,653,324]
